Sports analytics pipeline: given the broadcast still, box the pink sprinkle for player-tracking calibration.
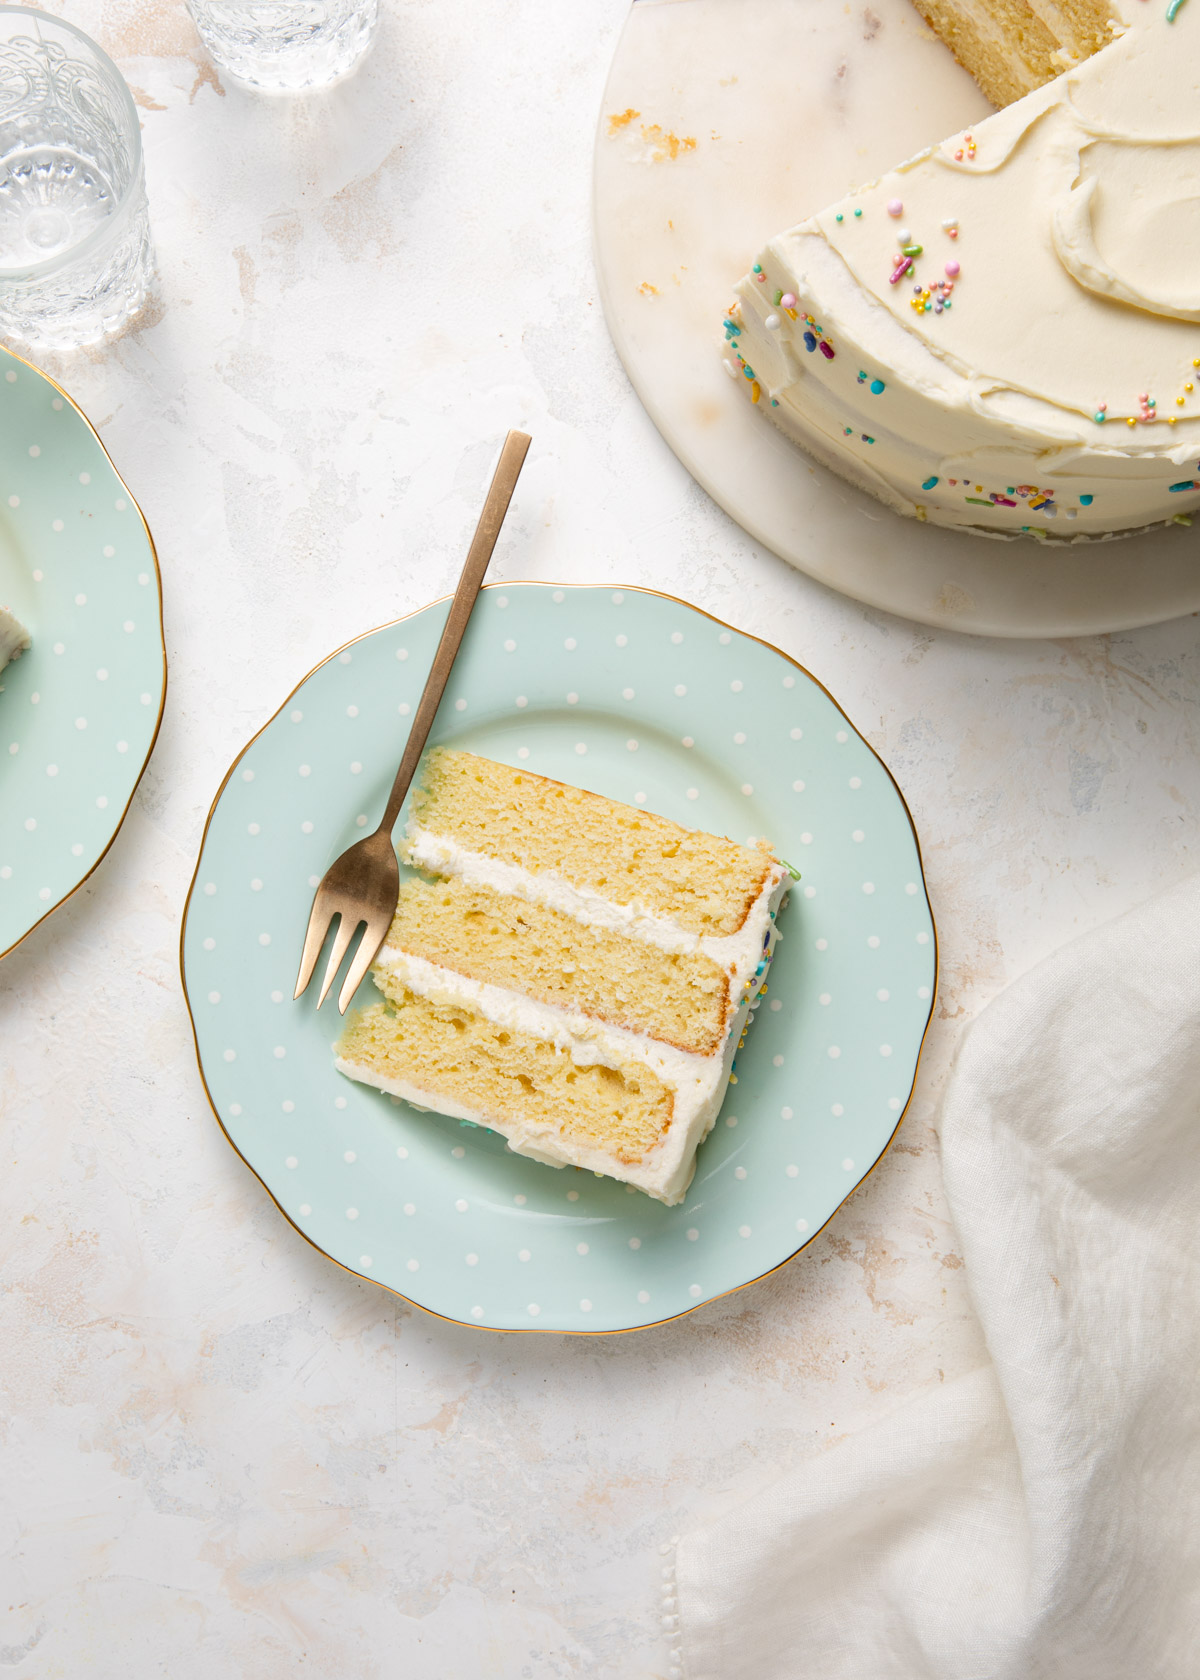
[954,149,963,161]
[948,228,958,239]
[945,260,960,278]
[780,292,797,309]
[889,255,912,285]
[887,199,903,217]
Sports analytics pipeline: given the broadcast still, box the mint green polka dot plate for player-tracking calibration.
[181,584,936,1334]
[0,347,165,961]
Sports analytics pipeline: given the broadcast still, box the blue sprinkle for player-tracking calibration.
[1169,480,1196,493]
[803,331,817,352]
[922,475,939,491]
[743,365,755,379]
[1079,493,1094,505]
[869,378,886,395]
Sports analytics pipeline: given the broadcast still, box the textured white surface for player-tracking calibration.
[2,3,1200,1675]
[680,874,1200,1680]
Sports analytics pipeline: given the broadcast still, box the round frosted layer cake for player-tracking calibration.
[726,1,1200,541]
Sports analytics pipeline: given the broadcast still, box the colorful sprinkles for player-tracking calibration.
[800,313,836,359]
[1091,376,1200,426]
[888,215,962,314]
[910,279,954,315]
[728,259,1200,529]
[922,479,1102,519]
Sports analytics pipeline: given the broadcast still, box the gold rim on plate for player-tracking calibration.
[0,344,167,964]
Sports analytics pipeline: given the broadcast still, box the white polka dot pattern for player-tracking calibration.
[0,350,164,958]
[183,584,935,1334]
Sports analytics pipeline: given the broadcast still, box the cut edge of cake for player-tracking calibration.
[334,749,790,1205]
[909,0,1124,108]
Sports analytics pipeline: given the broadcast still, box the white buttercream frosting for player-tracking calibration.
[340,840,789,1205]
[727,4,1200,540]
[405,824,773,975]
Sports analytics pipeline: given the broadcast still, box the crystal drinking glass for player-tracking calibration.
[184,1,379,92]
[0,8,153,352]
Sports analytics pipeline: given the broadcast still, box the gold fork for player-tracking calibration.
[293,429,531,1013]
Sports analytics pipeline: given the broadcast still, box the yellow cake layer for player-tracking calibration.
[409,748,774,939]
[339,995,674,1165]
[383,876,729,1056]
[911,0,1119,106]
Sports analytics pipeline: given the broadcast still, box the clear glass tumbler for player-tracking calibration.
[0,8,153,352]
[184,1,378,92]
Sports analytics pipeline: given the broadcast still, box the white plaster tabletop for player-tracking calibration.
[2,4,1199,1676]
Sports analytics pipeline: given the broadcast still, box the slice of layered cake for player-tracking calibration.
[909,0,1123,106]
[335,749,789,1205]
[0,605,29,684]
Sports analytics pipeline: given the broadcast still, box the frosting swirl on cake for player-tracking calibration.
[726,6,1200,539]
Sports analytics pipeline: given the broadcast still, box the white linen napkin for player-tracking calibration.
[677,875,1200,1679]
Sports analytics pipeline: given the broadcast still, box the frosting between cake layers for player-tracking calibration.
[910,0,1128,106]
[405,824,775,971]
[726,5,1200,540]
[338,853,790,1204]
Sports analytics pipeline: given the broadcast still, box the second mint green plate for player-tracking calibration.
[182,584,935,1333]
[0,346,165,960]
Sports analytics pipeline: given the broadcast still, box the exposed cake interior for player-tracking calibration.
[911,0,1121,106]
[339,993,676,1167]
[408,745,775,938]
[386,874,730,1056]
[336,749,789,1205]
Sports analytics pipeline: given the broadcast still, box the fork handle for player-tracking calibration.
[376,429,532,837]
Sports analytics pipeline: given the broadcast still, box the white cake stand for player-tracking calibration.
[593,0,1200,638]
